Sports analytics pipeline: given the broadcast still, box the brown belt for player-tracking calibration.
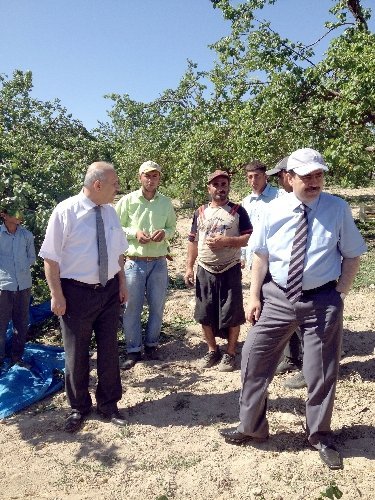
[127,255,165,262]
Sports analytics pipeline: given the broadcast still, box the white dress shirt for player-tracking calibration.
[39,191,128,284]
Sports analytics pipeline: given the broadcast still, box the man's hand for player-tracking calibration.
[51,293,66,316]
[136,230,151,244]
[245,298,262,325]
[150,229,165,242]
[184,269,195,288]
[206,234,226,249]
[119,282,128,305]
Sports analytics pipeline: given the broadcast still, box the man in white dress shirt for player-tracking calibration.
[40,162,129,433]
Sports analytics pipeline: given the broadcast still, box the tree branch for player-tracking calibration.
[305,23,354,47]
[347,0,368,30]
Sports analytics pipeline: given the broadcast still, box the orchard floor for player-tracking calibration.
[1,188,374,500]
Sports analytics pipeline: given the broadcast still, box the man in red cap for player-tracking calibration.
[185,170,252,371]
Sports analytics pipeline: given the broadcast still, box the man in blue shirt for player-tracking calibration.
[0,208,35,368]
[267,157,305,384]
[241,160,279,268]
[219,148,367,470]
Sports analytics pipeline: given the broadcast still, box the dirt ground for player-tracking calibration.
[1,188,374,500]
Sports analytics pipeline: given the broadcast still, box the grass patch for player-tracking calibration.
[353,218,375,289]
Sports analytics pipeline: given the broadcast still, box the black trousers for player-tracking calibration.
[60,276,122,415]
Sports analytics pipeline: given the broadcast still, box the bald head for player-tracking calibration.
[84,162,115,188]
[83,161,120,205]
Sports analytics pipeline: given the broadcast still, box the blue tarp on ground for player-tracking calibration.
[0,301,65,419]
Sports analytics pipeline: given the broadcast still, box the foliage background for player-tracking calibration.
[1,0,374,298]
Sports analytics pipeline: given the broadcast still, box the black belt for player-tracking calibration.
[273,280,337,295]
[302,280,337,295]
[63,277,114,289]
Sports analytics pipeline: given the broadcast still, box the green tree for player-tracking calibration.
[209,0,375,185]
[0,70,99,297]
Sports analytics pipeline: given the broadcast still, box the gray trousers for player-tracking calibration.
[0,288,31,361]
[239,279,343,446]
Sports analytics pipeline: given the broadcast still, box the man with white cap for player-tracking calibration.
[219,148,367,470]
[116,161,176,370]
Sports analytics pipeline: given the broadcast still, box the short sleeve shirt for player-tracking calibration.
[39,191,128,284]
[188,202,252,273]
[252,192,367,290]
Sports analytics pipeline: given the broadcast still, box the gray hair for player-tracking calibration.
[83,161,114,187]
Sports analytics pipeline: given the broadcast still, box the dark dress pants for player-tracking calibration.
[60,277,122,415]
[239,279,343,445]
[0,288,31,361]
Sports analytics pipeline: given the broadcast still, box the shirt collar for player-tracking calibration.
[0,223,19,235]
[289,192,321,211]
[78,190,96,210]
[249,183,273,199]
[136,188,159,201]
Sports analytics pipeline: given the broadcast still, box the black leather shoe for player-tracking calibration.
[121,352,142,370]
[64,409,89,433]
[99,409,127,427]
[219,427,269,444]
[318,444,343,470]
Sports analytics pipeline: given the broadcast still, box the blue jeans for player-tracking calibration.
[123,257,168,353]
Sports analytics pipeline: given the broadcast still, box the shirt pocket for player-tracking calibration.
[309,233,335,252]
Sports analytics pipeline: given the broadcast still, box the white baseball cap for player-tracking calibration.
[266,156,289,176]
[139,160,161,175]
[286,148,328,176]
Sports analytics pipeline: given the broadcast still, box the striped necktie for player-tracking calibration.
[285,204,308,303]
[94,206,108,286]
